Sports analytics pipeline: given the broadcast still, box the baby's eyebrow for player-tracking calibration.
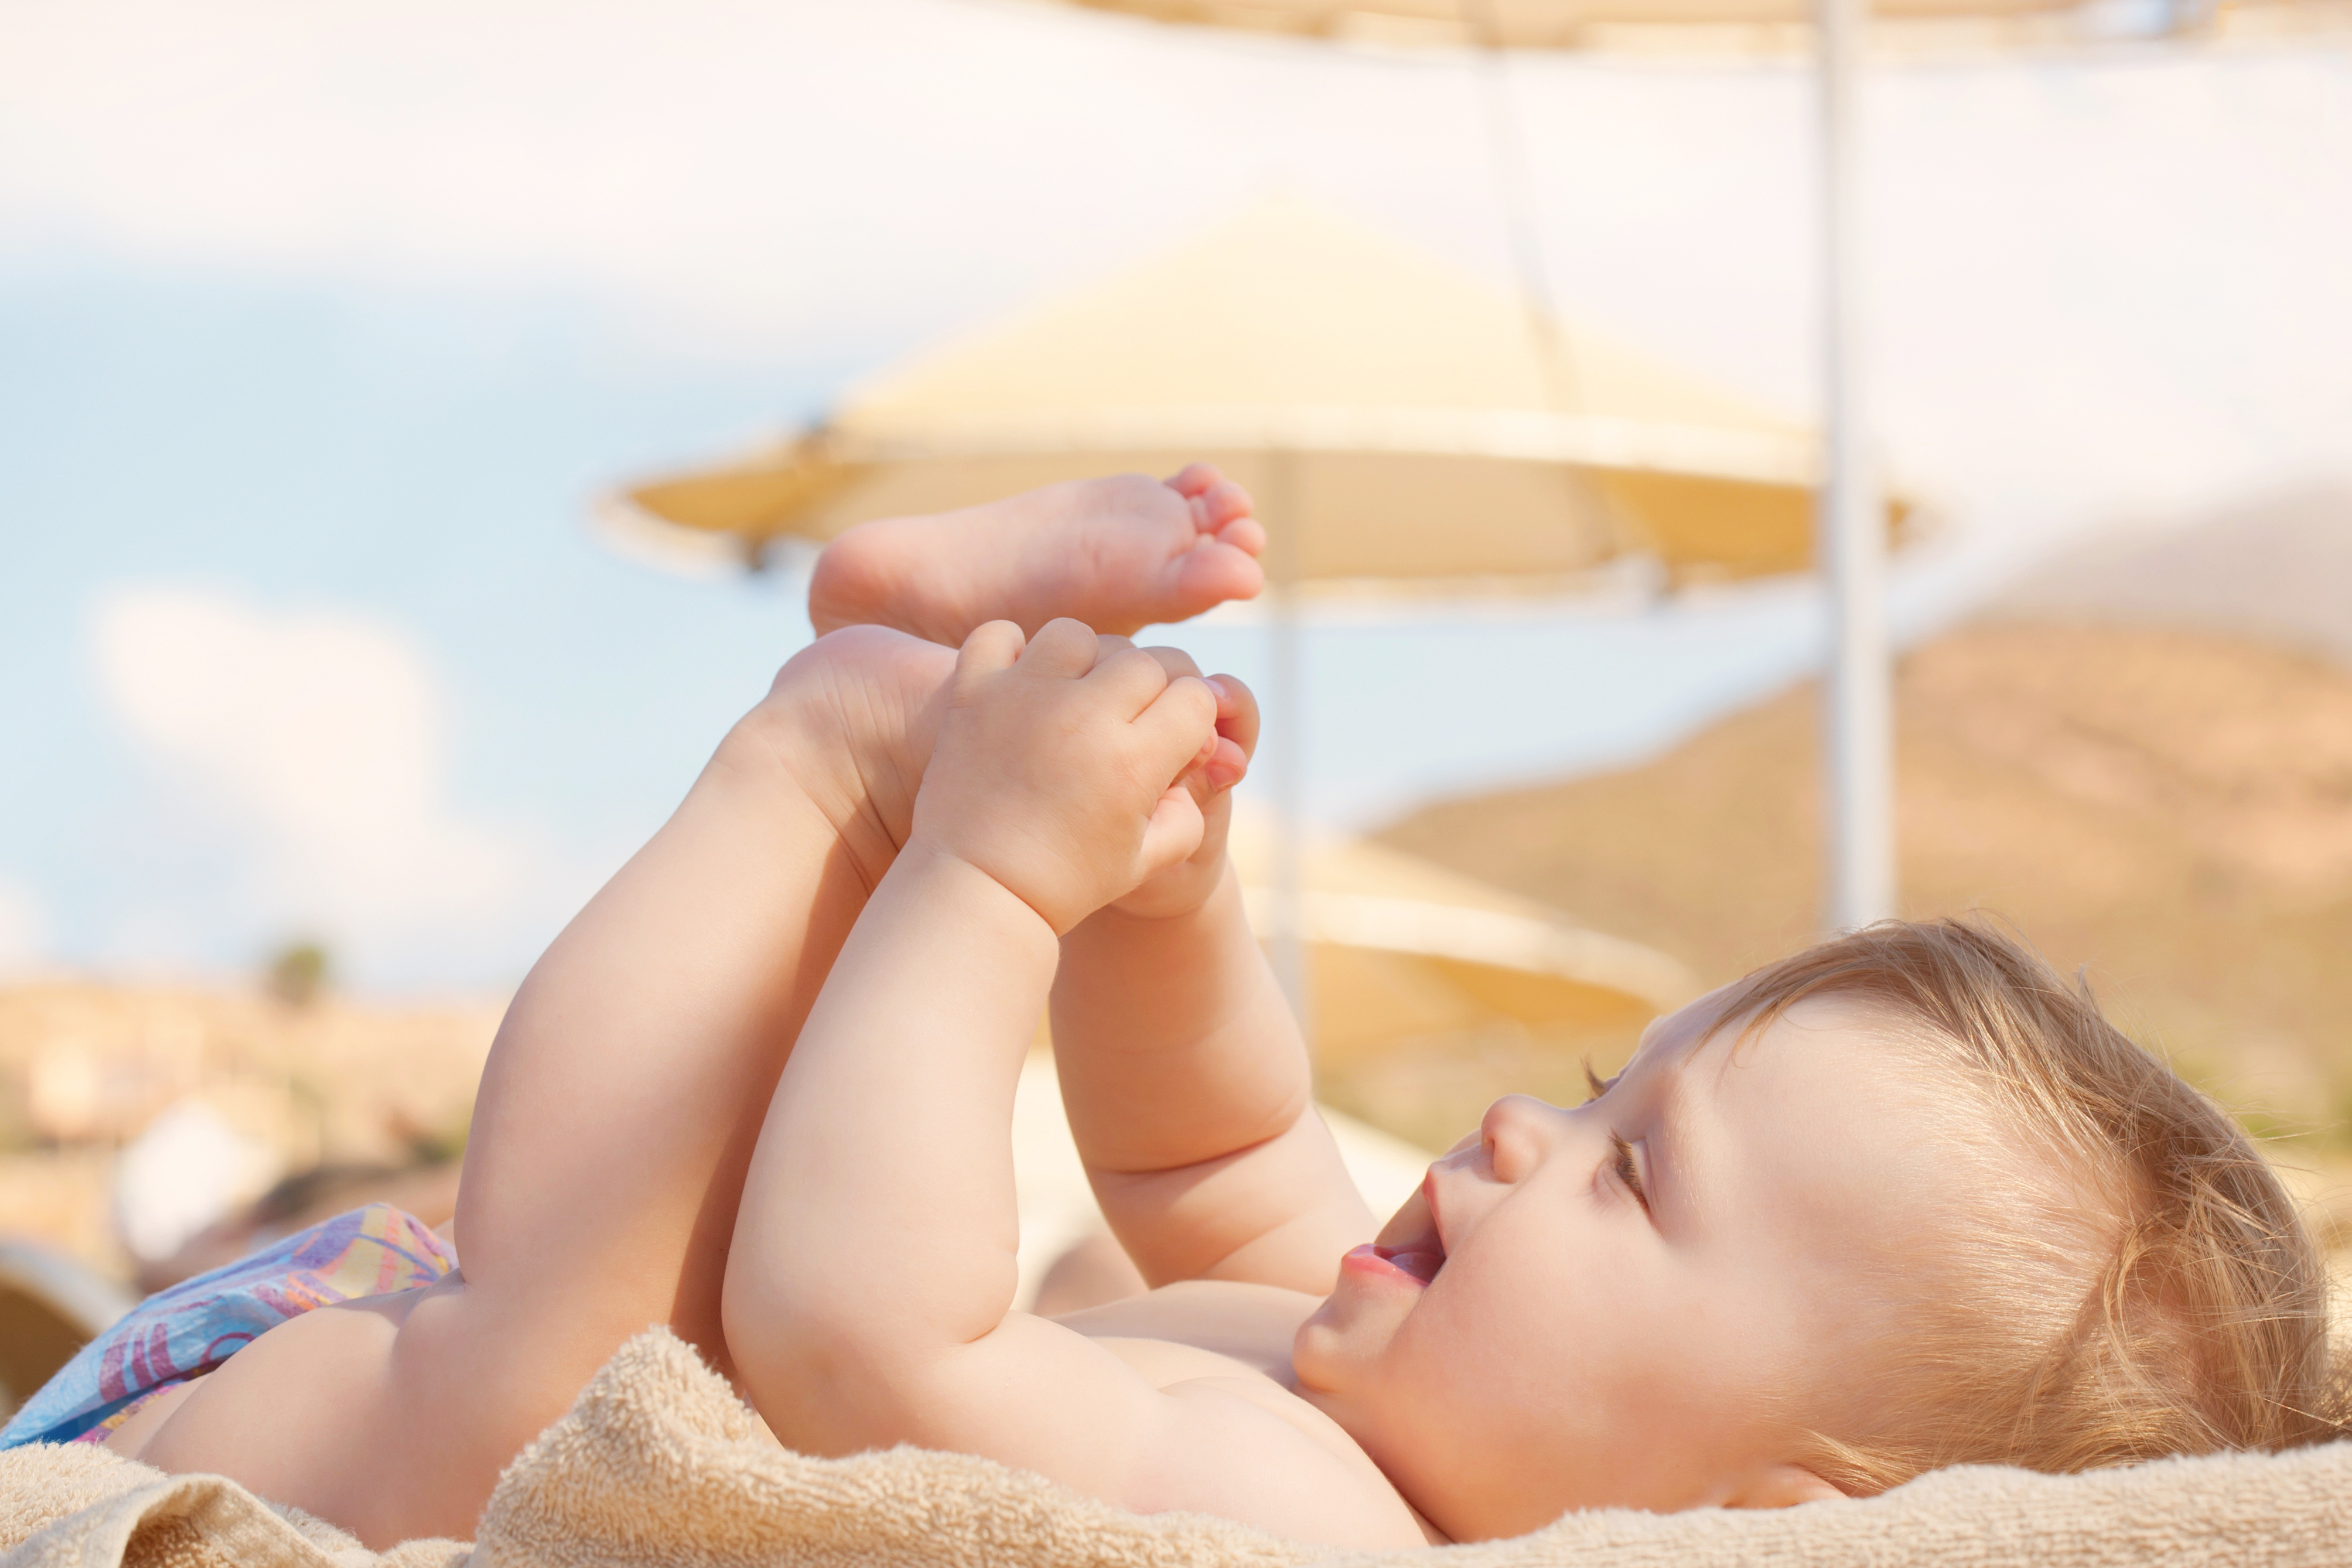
[1582,1059,1614,1102]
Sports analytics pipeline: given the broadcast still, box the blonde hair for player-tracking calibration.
[1705,917,2343,1492]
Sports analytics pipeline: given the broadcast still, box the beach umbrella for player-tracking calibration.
[1032,0,2348,940]
[604,198,1892,1021]
[1224,813,1698,1059]
[611,197,1864,588]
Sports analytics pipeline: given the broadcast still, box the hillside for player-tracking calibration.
[1998,486,2352,665]
[1375,618,2352,1150]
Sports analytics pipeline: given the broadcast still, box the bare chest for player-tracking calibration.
[1050,1281,1434,1545]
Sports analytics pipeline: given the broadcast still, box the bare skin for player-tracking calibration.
[809,463,1265,645]
[108,468,1266,1547]
[718,621,1964,1546]
[113,463,1984,1550]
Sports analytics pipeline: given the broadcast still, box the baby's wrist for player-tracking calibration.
[1101,852,1234,925]
[895,833,1069,942]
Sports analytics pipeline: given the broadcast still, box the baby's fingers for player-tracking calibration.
[1129,672,1220,784]
[1135,783,1208,886]
[1207,674,1259,765]
[1137,657,1255,764]
[1016,617,1101,679]
[1166,735,1248,818]
[951,620,1026,694]
[1089,644,1179,718]
[1199,733,1249,794]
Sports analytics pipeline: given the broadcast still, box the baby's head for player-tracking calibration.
[1292,918,2340,1540]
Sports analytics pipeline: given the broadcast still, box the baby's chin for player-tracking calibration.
[1292,1258,1420,1398]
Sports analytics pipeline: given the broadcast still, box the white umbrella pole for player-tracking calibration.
[1817,0,1894,931]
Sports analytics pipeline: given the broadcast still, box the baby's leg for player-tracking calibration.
[810,464,1263,645]
[126,472,1262,1545]
[131,626,955,1547]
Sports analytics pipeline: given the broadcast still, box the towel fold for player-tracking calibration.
[7,1325,2349,1568]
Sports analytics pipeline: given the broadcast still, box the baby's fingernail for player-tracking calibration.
[1204,677,1229,701]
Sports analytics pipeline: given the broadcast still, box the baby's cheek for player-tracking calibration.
[1424,1257,1589,1398]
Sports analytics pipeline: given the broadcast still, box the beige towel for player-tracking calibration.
[7,1328,2349,1567]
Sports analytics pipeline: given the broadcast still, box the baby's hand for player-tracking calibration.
[912,618,1221,934]
[1105,646,1255,921]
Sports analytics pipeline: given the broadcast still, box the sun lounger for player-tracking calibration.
[0,1243,134,1427]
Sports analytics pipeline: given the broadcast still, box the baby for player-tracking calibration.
[18,466,2339,1550]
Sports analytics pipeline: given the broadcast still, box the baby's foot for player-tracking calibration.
[807,464,1265,647]
[738,625,956,892]
[738,624,1246,902]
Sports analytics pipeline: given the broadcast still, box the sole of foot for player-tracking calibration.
[807,465,1266,647]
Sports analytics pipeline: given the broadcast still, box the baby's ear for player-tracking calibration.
[1718,1463,1847,1510]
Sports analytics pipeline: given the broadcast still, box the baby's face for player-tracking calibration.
[1292,992,1953,1540]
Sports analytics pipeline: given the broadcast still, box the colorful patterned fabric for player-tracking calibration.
[0,1203,455,1450]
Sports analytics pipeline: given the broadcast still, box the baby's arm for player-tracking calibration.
[722,621,1408,1545]
[1050,670,1374,1297]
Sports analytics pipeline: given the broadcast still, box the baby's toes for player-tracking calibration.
[1165,461,1223,499]
[1213,514,1267,558]
[1204,476,1254,521]
[1186,477,1255,535]
[1166,538,1265,614]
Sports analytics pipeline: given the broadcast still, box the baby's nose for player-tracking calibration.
[1478,1094,1564,1183]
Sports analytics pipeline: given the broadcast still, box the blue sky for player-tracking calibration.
[2,0,2347,991]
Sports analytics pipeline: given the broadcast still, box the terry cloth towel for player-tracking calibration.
[0,1205,455,1451]
[6,1327,2352,1568]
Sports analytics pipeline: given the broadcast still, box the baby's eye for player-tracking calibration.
[1610,1132,1651,1215]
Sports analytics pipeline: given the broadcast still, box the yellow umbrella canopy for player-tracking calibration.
[1224,814,1698,1060]
[614,199,1902,590]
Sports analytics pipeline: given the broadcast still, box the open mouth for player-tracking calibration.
[1347,1170,1450,1288]
[1368,1242,1445,1285]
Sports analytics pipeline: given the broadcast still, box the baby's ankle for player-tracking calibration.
[732,628,951,886]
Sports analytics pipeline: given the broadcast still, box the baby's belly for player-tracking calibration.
[1048,1278,1320,1383]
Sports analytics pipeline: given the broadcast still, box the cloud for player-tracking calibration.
[2,0,2344,513]
[0,0,1286,359]
[90,583,549,983]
